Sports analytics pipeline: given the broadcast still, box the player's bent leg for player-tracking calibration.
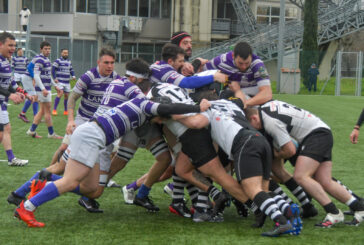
[46,157,67,175]
[143,151,171,188]
[15,158,92,228]
[294,156,344,227]
[109,143,136,179]
[175,152,209,192]
[78,170,107,213]
[198,157,249,205]
[314,161,351,203]
[294,156,331,206]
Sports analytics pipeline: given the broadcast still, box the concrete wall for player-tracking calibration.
[29,14,74,34]
[172,0,212,44]
[138,18,171,40]
[73,13,97,40]
[199,0,212,42]
[0,14,8,30]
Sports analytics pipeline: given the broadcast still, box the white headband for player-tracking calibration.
[125,70,149,79]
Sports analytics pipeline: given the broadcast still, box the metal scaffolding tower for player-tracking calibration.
[230,0,257,33]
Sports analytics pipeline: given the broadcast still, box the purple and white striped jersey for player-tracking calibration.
[31,54,52,91]
[52,57,75,84]
[93,76,145,118]
[203,51,270,96]
[73,67,120,120]
[0,55,17,104]
[96,97,159,145]
[11,56,28,74]
[150,60,185,86]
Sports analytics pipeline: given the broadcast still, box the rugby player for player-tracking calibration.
[26,41,63,139]
[51,48,75,116]
[245,100,364,227]
[0,32,29,166]
[174,91,301,236]
[14,91,211,227]
[7,47,120,211]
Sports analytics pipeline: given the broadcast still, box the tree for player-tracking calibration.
[300,0,319,88]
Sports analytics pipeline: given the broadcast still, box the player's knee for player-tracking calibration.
[175,165,189,179]
[293,171,305,185]
[316,177,331,190]
[86,187,104,199]
[80,182,98,194]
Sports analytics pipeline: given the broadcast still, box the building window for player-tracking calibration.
[214,0,237,21]
[139,0,149,17]
[256,4,299,25]
[22,0,32,11]
[25,0,70,13]
[119,42,164,64]
[35,0,42,12]
[128,0,137,16]
[150,0,160,17]
[0,0,8,13]
[125,0,170,18]
[161,0,171,18]
[87,0,97,13]
[76,0,87,12]
[113,0,125,15]
[43,0,52,12]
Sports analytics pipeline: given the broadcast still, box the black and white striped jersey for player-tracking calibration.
[148,83,195,137]
[260,100,330,149]
[201,99,250,159]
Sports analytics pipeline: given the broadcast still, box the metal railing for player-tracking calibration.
[193,0,364,62]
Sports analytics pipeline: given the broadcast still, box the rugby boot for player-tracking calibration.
[251,211,267,228]
[261,222,293,237]
[232,197,249,217]
[315,210,344,228]
[134,196,160,212]
[18,113,30,123]
[344,198,364,216]
[169,202,192,218]
[7,192,25,206]
[192,209,224,223]
[122,185,135,204]
[212,191,229,215]
[289,204,303,235]
[26,129,42,138]
[14,201,44,228]
[78,197,103,213]
[8,157,28,166]
[48,133,63,139]
[345,211,364,226]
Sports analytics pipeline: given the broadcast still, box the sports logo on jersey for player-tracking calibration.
[109,109,117,115]
[87,95,102,103]
[215,117,220,121]
[269,102,277,111]
[168,72,180,81]
[258,66,269,79]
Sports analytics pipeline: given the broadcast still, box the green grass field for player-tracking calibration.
[1,92,364,245]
